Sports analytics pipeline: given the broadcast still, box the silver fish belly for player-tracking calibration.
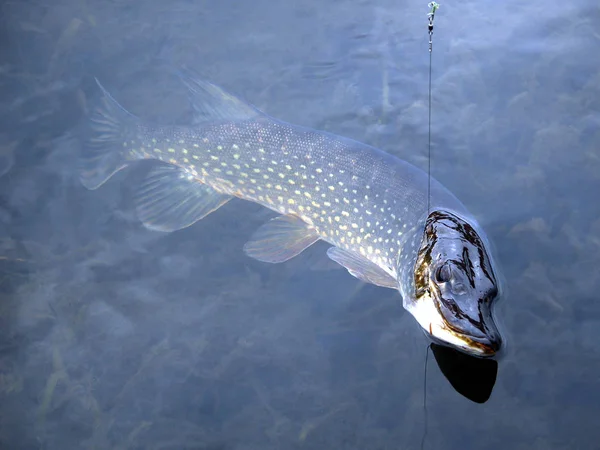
[81,69,503,357]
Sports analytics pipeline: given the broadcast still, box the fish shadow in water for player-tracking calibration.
[431,343,498,404]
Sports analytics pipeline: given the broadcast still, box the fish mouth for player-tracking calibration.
[437,324,502,358]
[432,292,502,358]
[458,334,501,357]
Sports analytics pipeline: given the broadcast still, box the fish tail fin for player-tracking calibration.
[80,78,139,190]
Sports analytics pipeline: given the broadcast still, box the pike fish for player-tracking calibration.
[81,70,503,357]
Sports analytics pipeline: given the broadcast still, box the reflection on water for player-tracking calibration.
[0,0,599,449]
[430,343,498,404]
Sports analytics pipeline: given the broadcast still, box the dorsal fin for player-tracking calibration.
[176,67,262,124]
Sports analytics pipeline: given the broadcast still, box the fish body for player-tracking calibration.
[81,71,502,357]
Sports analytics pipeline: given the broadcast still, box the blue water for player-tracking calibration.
[0,0,598,448]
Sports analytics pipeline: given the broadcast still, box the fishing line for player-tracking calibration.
[421,7,438,448]
[426,2,439,215]
[420,343,431,450]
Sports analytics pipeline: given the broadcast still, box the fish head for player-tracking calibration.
[410,210,501,358]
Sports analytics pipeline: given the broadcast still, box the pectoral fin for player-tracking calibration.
[327,247,397,289]
[244,215,320,263]
[135,164,231,232]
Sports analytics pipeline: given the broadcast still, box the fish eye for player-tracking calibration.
[435,263,451,283]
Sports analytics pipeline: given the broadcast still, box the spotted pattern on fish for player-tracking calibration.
[81,73,502,357]
[120,118,462,277]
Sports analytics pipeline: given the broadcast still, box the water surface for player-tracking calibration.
[0,0,598,448]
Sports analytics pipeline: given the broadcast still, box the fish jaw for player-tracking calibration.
[405,297,501,357]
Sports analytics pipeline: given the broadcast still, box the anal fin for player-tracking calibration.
[327,247,397,289]
[135,163,231,232]
[244,214,320,263]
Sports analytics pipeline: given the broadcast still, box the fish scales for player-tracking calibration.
[130,117,465,276]
[81,71,503,357]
